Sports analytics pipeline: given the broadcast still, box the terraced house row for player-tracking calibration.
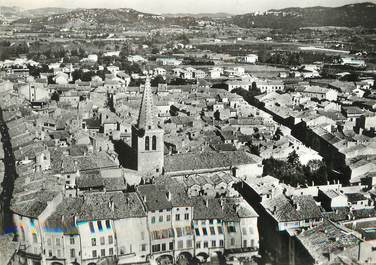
[11,183,259,265]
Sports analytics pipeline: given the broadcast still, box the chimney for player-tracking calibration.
[205,199,209,208]
[108,200,114,212]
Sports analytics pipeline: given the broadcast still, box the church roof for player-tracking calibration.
[137,77,156,130]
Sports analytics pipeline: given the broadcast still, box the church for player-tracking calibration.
[131,77,263,179]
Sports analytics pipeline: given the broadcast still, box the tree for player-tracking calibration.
[249,144,260,156]
[273,127,284,140]
[287,150,300,166]
[303,160,328,185]
[151,75,166,87]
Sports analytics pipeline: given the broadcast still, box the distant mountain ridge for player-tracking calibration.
[231,2,376,29]
[163,12,232,19]
[3,2,376,29]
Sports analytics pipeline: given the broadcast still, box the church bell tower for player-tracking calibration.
[132,77,164,175]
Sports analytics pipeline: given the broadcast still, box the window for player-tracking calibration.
[176,227,183,237]
[57,249,61,258]
[230,238,235,246]
[100,236,105,245]
[175,214,180,221]
[70,237,75,245]
[196,241,201,249]
[89,222,95,233]
[251,239,255,247]
[162,243,166,251]
[217,226,223,234]
[152,244,160,253]
[141,232,145,240]
[202,228,208,236]
[70,249,75,258]
[210,227,216,235]
[249,227,254,234]
[243,240,247,247]
[204,241,208,248]
[185,226,192,235]
[178,240,183,249]
[209,219,213,225]
[97,221,103,231]
[228,225,236,233]
[184,213,189,220]
[159,215,163,222]
[91,238,96,246]
[109,248,113,256]
[166,215,171,221]
[169,242,174,250]
[92,250,97,258]
[141,244,147,251]
[152,135,157,150]
[108,235,113,244]
[47,238,52,246]
[32,233,37,243]
[186,239,192,248]
[48,250,52,257]
[242,227,247,235]
[195,228,200,236]
[220,240,224,247]
[105,220,111,229]
[101,249,105,257]
[212,240,216,247]
[120,246,126,254]
[145,136,150,151]
[56,238,61,246]
[151,216,156,224]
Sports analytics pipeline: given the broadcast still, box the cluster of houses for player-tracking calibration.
[0,74,264,265]
[0,46,375,265]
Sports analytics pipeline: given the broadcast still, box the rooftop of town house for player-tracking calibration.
[345,193,368,203]
[0,234,19,265]
[321,189,344,199]
[77,191,146,222]
[137,184,173,212]
[10,190,60,218]
[262,194,322,223]
[53,152,118,174]
[164,151,260,174]
[192,197,226,220]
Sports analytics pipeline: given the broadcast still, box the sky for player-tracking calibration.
[1,0,375,14]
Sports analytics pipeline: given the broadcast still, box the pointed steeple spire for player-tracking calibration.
[137,77,155,130]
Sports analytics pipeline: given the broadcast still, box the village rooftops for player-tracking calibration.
[164,151,260,175]
[296,220,361,264]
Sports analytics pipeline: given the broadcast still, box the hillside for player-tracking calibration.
[231,2,376,29]
[6,2,376,30]
[0,6,70,21]
[13,8,198,29]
